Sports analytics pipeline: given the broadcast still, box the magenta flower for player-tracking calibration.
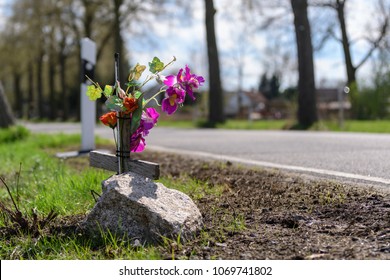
[180,65,205,100]
[130,132,145,153]
[163,74,177,87]
[141,107,159,135]
[162,65,204,114]
[130,107,160,152]
[161,86,185,115]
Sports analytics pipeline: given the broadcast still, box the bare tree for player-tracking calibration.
[0,0,225,122]
[315,0,389,86]
[291,0,318,127]
[205,0,225,124]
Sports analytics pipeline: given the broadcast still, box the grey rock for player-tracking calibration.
[131,239,142,248]
[83,172,203,243]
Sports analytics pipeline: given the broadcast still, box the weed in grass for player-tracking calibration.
[318,186,347,206]
[160,234,182,260]
[226,213,247,232]
[0,175,58,237]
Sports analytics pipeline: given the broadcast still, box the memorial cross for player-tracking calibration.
[89,53,160,180]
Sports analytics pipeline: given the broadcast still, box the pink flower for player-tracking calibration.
[130,132,146,153]
[142,107,159,133]
[161,87,185,115]
[179,65,205,100]
[130,107,160,152]
[162,65,204,114]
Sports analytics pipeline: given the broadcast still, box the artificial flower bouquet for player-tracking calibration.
[86,56,204,153]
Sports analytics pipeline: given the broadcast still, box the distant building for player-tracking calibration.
[225,89,293,120]
[316,88,351,119]
[225,90,267,119]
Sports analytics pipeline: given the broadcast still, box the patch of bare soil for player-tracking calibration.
[135,151,390,260]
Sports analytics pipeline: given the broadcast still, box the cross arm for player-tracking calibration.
[89,150,160,180]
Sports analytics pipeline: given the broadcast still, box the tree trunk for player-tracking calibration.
[59,53,68,120]
[0,81,15,128]
[291,0,318,128]
[82,0,94,39]
[336,0,356,86]
[28,62,34,119]
[36,49,45,118]
[205,0,225,124]
[48,48,56,120]
[13,72,22,117]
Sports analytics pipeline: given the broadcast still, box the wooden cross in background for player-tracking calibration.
[89,53,160,180]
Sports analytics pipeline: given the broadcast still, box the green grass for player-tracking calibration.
[0,132,109,215]
[4,232,163,260]
[159,175,224,200]
[319,120,390,133]
[0,127,164,259]
[216,119,288,130]
[0,125,30,143]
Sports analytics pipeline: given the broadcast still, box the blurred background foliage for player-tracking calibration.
[0,0,389,126]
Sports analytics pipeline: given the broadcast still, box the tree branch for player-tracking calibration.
[355,17,389,70]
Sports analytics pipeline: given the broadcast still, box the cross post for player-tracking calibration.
[89,53,160,180]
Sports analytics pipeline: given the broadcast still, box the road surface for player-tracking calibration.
[24,122,390,188]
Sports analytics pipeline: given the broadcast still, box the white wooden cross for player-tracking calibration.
[89,53,160,180]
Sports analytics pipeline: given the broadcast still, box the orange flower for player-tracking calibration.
[123,97,138,113]
[99,112,117,128]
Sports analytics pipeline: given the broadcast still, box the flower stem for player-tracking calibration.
[138,75,154,90]
[144,88,166,106]
[112,128,117,150]
[162,56,176,71]
[138,56,176,90]
[85,75,100,88]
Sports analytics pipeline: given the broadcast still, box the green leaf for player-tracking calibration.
[105,95,124,111]
[133,90,143,99]
[125,81,141,88]
[148,57,164,74]
[130,93,144,134]
[103,85,114,97]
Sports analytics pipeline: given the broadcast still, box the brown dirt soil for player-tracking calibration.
[133,151,390,260]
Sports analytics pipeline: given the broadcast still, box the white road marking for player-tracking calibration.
[149,145,390,186]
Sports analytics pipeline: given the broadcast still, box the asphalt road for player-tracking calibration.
[24,122,390,188]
